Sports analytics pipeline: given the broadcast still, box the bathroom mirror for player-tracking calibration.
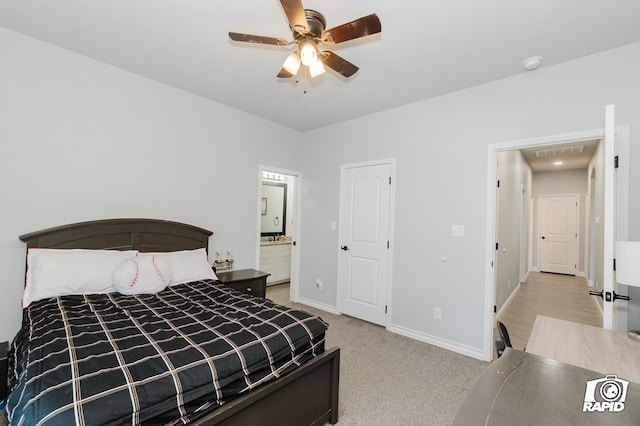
[261,182,287,236]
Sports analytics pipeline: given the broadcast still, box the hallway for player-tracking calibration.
[498,272,602,350]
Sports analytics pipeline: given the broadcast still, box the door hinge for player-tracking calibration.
[387,241,390,249]
[613,258,616,271]
[495,242,499,250]
[385,305,388,314]
[614,155,619,168]
[388,177,391,185]
[497,180,500,188]
[493,305,497,314]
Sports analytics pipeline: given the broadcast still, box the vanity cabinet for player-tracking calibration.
[259,243,292,284]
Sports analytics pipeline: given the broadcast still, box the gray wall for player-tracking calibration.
[2,25,639,356]
[495,150,532,313]
[298,42,640,355]
[0,28,302,342]
[531,169,589,273]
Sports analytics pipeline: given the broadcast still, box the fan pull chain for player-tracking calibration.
[301,65,308,95]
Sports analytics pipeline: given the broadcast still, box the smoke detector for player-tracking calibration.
[522,56,543,71]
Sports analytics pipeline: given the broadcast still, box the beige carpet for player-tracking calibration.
[299,305,489,425]
[266,283,489,425]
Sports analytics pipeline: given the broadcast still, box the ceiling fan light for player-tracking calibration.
[299,40,318,67]
[283,53,301,75]
[309,59,326,77]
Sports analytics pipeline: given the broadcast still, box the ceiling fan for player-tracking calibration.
[228,0,381,79]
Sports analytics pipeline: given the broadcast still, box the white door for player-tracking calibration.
[539,194,578,275]
[338,161,392,326]
[602,104,618,330]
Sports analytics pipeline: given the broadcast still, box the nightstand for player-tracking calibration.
[216,269,270,298]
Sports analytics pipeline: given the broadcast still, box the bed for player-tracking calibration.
[4,218,340,425]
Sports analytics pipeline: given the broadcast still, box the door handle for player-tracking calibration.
[340,245,350,251]
[589,290,631,303]
[541,236,546,239]
[612,291,630,302]
[589,290,603,299]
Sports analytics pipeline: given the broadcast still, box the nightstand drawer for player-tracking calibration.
[224,280,264,297]
[216,269,270,298]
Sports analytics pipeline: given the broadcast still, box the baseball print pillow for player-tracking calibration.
[113,255,171,295]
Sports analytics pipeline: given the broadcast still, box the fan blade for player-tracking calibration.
[280,0,309,35]
[322,51,359,78]
[229,32,288,46]
[277,67,295,78]
[322,13,381,44]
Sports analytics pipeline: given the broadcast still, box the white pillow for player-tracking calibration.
[144,248,217,285]
[24,248,138,307]
[112,255,171,295]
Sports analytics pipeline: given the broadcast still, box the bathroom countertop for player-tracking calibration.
[260,240,292,246]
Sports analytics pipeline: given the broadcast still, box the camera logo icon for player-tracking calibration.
[583,375,629,412]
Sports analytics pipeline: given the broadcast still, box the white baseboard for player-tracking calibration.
[529,266,540,273]
[588,279,595,288]
[294,296,340,315]
[496,282,521,321]
[295,298,487,361]
[387,323,486,361]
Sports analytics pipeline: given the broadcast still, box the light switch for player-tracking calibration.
[452,225,465,237]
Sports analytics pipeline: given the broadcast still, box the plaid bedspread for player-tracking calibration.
[6,280,327,425]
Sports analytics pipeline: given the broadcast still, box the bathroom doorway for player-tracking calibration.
[257,166,302,303]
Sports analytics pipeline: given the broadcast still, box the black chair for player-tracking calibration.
[497,321,513,349]
[494,321,513,358]
[494,339,506,359]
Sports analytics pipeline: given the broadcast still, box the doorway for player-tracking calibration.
[257,166,303,303]
[484,123,630,361]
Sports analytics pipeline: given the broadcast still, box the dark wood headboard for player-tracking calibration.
[19,218,213,253]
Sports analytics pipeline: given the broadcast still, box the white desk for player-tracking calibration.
[527,315,640,384]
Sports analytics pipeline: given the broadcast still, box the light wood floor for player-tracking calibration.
[497,272,602,351]
[266,281,290,305]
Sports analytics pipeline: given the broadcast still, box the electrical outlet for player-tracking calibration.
[434,307,442,320]
[315,279,323,290]
[451,225,465,237]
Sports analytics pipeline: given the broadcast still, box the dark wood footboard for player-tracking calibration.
[196,347,340,426]
[0,341,7,403]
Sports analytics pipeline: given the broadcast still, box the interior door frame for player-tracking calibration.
[257,165,303,302]
[483,124,630,361]
[336,158,396,327]
[519,184,530,284]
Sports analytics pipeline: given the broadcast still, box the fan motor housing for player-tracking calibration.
[294,9,326,39]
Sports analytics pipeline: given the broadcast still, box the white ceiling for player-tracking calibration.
[1,1,640,131]
[520,139,600,172]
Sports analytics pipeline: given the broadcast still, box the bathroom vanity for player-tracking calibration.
[260,239,292,285]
